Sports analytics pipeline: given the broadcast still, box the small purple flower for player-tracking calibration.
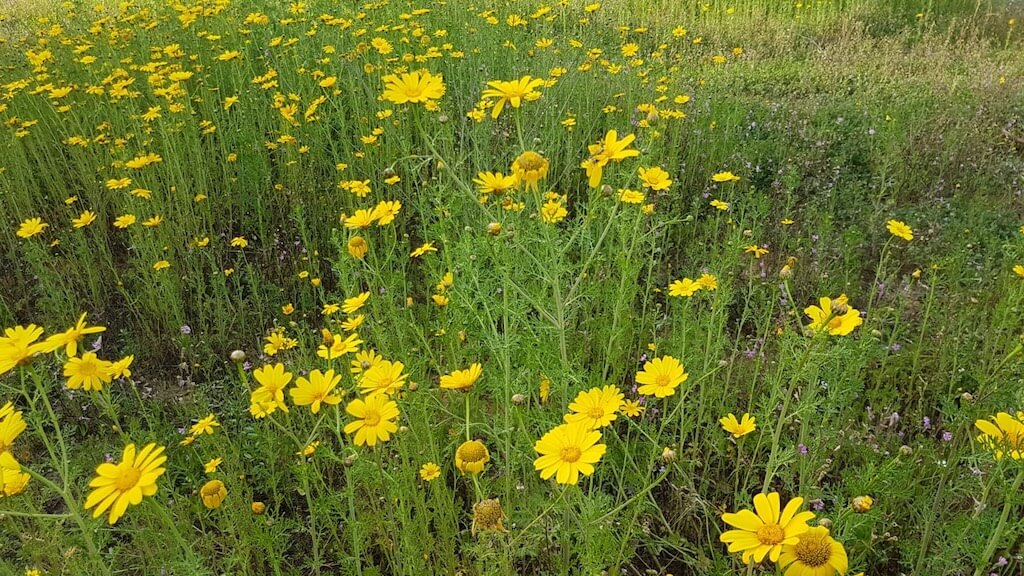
[180,325,192,335]
[997,557,1008,567]
[942,431,953,442]
[923,416,931,430]
[104,452,114,463]
[242,361,252,371]
[889,342,901,352]
[798,444,808,455]
[810,498,825,511]
[91,336,103,352]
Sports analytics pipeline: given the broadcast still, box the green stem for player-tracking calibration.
[973,467,1024,576]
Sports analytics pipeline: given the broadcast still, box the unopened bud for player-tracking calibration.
[511,393,526,405]
[487,222,502,236]
[230,350,246,364]
[818,517,833,529]
[899,445,913,456]
[660,446,677,462]
[960,392,975,404]
[251,501,266,515]
[851,495,874,513]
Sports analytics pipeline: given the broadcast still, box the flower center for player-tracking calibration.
[560,446,582,463]
[588,406,606,420]
[460,441,487,462]
[756,523,785,545]
[655,374,671,388]
[793,533,832,567]
[78,360,98,377]
[114,465,142,491]
[363,409,381,426]
[828,316,844,329]
[517,152,545,172]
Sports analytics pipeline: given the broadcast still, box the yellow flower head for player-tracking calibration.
[635,355,688,398]
[290,369,343,414]
[778,526,848,576]
[200,479,227,509]
[440,363,483,391]
[533,422,606,485]
[564,385,624,429]
[511,151,549,192]
[455,439,490,475]
[720,413,756,438]
[481,76,544,119]
[16,218,48,239]
[886,219,913,241]
[0,325,48,375]
[359,360,407,397]
[804,295,863,336]
[419,462,441,481]
[251,363,292,415]
[720,492,815,564]
[344,394,400,447]
[975,412,1024,460]
[84,443,167,524]
[381,70,446,105]
[637,166,672,191]
[63,352,114,392]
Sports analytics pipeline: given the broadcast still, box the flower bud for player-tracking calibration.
[511,393,526,405]
[899,445,913,456]
[851,495,874,513]
[660,446,677,462]
[229,350,246,364]
[251,501,266,515]
[487,222,502,236]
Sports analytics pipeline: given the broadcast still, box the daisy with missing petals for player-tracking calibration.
[533,422,606,485]
[481,76,545,119]
[564,385,624,429]
[720,492,815,564]
[84,443,167,525]
[344,394,399,447]
[635,355,688,398]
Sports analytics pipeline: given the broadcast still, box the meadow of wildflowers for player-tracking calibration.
[1,0,1023,574]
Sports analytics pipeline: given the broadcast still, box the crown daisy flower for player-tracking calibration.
[290,369,343,414]
[564,385,624,429]
[533,422,606,485]
[635,355,688,398]
[778,526,848,576]
[381,70,446,105]
[440,363,483,391]
[720,492,815,564]
[84,443,167,525]
[344,394,400,447]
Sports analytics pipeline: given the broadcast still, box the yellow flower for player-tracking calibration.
[359,360,407,397]
[343,291,371,314]
[200,479,227,509]
[455,439,490,475]
[975,412,1024,459]
[778,526,848,576]
[153,260,170,271]
[481,76,544,119]
[381,70,446,105]
[344,394,400,447]
[317,333,364,360]
[230,236,248,248]
[710,199,730,211]
[350,349,384,375]
[16,218,48,239]
[1014,264,1024,278]
[372,200,402,226]
[419,462,441,481]
[711,171,741,183]
[63,352,114,392]
[804,295,863,336]
[0,407,27,454]
[411,242,437,258]
[348,236,368,260]
[0,451,30,496]
[84,443,167,524]
[474,171,518,195]
[341,315,364,332]
[540,200,568,224]
[43,312,106,357]
[290,369,343,414]
[720,413,756,438]
[620,399,644,418]
[511,151,549,192]
[635,355,688,398]
[189,414,220,437]
[113,214,137,228]
[0,325,48,375]
[581,130,640,188]
[720,492,815,564]
[744,245,769,258]
[565,385,624,429]
[696,274,718,291]
[71,210,97,228]
[637,166,672,191]
[251,363,292,415]
[251,501,266,514]
[618,189,645,204]
[886,219,913,241]
[440,363,483,391]
[203,457,222,474]
[668,278,700,297]
[533,422,606,485]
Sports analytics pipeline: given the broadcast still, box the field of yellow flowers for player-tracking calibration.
[1,0,1024,574]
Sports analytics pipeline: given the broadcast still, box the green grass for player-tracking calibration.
[0,0,1023,574]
